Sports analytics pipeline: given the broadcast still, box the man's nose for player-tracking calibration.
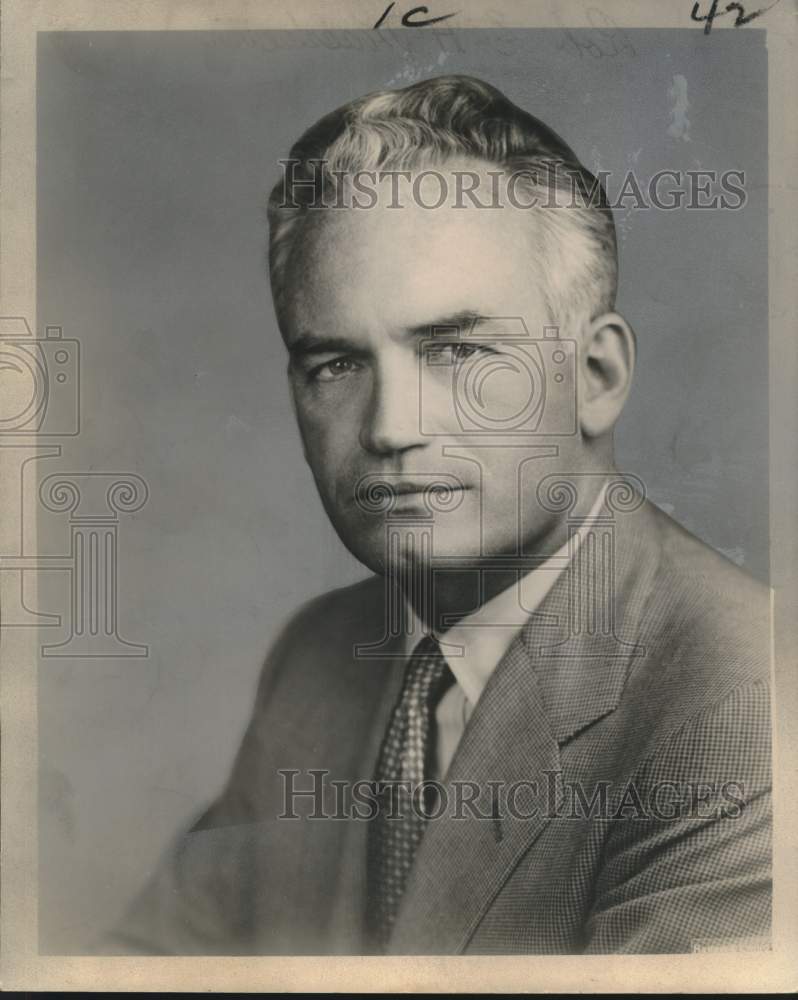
[359,352,426,456]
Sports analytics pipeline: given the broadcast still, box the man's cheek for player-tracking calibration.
[308,454,360,515]
[297,413,339,466]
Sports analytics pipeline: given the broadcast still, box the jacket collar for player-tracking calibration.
[521,492,661,745]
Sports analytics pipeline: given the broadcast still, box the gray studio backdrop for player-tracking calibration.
[35,28,768,952]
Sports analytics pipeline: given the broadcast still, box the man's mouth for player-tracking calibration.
[350,474,470,512]
[392,480,460,495]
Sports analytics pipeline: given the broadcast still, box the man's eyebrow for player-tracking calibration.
[409,311,497,337]
[287,333,361,358]
[287,313,498,357]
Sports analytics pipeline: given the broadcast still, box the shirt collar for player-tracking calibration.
[402,481,608,707]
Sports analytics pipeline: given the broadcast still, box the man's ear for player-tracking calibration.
[578,311,636,439]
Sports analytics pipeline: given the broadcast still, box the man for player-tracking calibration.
[102,75,771,955]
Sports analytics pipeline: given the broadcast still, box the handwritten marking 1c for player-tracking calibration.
[373,3,458,29]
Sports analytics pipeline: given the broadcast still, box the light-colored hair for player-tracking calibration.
[267,75,617,338]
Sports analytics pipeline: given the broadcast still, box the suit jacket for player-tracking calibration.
[101,498,771,955]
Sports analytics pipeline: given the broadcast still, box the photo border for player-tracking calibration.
[1,0,796,991]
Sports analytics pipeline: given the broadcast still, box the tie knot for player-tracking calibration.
[407,633,455,705]
[410,632,443,660]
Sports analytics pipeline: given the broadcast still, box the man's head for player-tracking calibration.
[266,75,635,576]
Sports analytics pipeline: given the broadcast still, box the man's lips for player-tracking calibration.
[349,476,471,510]
[390,480,468,496]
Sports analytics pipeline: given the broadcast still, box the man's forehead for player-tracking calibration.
[288,182,536,285]
[282,234,545,347]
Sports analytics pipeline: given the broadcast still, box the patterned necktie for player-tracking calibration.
[366,633,455,951]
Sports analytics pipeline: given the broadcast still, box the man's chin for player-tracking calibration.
[348,538,489,577]
[332,513,502,575]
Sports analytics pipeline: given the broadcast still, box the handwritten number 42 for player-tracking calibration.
[690,0,780,35]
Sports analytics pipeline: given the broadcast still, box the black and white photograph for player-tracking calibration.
[1,0,796,993]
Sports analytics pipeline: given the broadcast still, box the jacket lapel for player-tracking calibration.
[388,497,662,953]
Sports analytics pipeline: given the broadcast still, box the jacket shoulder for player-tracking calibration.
[250,573,388,699]
[642,501,771,686]
[277,574,387,647]
[647,501,768,599]
[612,502,772,766]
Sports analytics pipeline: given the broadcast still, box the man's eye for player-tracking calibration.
[311,357,360,382]
[451,342,490,362]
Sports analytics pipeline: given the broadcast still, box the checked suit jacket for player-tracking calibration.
[102,496,772,955]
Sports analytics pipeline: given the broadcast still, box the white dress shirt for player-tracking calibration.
[403,484,607,780]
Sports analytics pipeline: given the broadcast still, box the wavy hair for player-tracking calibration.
[267,75,617,338]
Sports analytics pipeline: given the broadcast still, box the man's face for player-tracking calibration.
[279,171,586,575]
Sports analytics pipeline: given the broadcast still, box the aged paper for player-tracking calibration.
[1,0,796,992]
